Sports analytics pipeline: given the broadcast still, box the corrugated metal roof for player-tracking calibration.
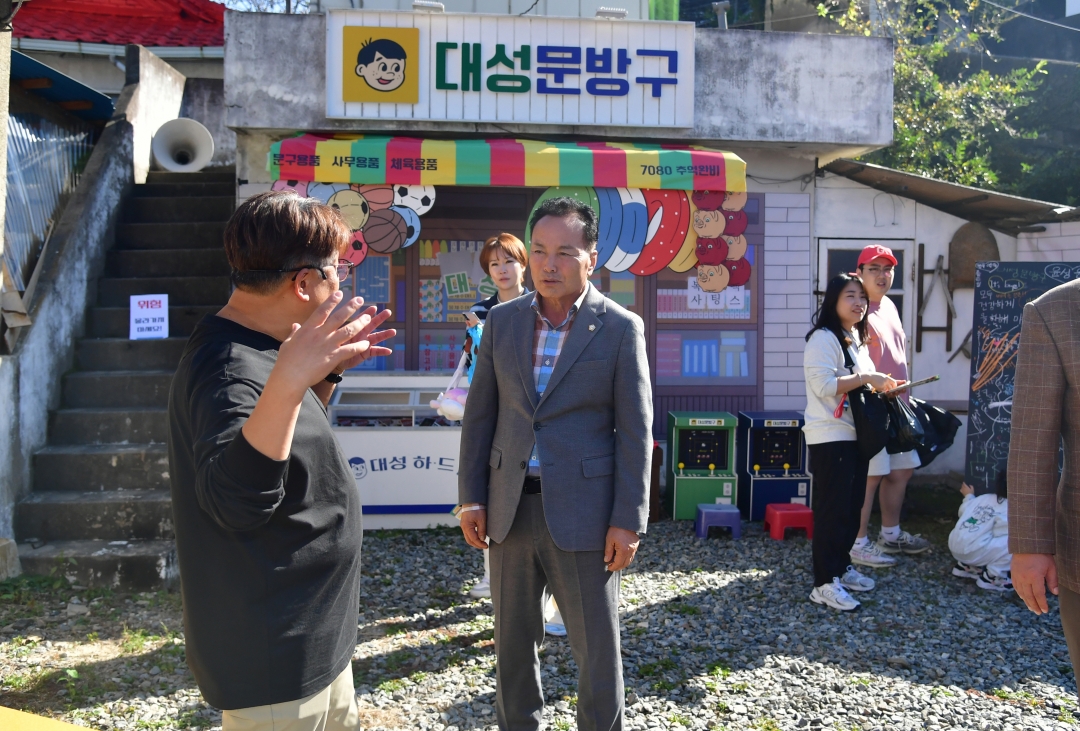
[823,159,1076,234]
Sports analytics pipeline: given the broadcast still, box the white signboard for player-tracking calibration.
[130,294,169,340]
[326,10,696,128]
[334,427,460,513]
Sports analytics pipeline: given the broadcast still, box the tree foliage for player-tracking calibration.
[816,0,1045,189]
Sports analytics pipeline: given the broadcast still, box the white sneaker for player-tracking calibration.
[952,561,982,580]
[810,578,861,612]
[877,530,931,555]
[840,565,875,592]
[849,541,898,568]
[976,570,1014,593]
[469,578,491,599]
[545,622,567,636]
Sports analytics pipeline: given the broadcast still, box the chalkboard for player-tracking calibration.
[965,261,1080,494]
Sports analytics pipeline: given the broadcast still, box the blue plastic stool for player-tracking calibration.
[695,503,742,540]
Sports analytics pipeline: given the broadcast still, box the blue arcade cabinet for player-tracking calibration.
[736,411,812,521]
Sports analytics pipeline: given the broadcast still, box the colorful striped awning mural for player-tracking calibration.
[268,135,746,192]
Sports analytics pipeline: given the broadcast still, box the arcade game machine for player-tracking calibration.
[736,411,812,521]
[665,412,737,520]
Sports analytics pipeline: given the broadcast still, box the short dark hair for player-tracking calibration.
[806,272,868,347]
[357,38,407,66]
[225,190,349,295]
[528,197,598,251]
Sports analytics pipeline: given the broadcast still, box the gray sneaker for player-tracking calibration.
[850,541,898,567]
[876,530,931,555]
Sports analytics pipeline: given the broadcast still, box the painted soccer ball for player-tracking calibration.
[393,184,436,216]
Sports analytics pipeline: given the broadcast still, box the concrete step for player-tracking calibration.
[106,248,229,278]
[15,490,174,542]
[77,337,187,371]
[135,181,235,198]
[87,305,217,338]
[96,276,231,307]
[33,444,169,492]
[146,169,234,184]
[124,196,234,224]
[18,539,177,591]
[116,222,226,250]
[62,370,174,408]
[49,407,168,445]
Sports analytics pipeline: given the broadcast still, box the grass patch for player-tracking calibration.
[751,719,781,731]
[669,713,691,726]
[670,603,700,616]
[377,678,408,693]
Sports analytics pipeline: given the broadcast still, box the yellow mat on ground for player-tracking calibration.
[0,706,86,731]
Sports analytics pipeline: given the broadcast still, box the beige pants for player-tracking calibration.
[222,665,359,731]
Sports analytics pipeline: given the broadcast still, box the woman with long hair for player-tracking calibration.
[803,273,898,611]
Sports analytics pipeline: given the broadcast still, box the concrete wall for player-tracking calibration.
[180,78,236,168]
[1016,222,1080,262]
[20,52,222,97]
[224,12,893,158]
[0,120,134,541]
[116,46,187,184]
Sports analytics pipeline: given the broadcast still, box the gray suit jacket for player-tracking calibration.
[458,284,653,552]
[1009,279,1080,593]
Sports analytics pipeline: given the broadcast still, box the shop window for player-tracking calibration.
[589,270,639,316]
[350,250,406,318]
[345,333,406,373]
[654,240,756,322]
[418,329,468,372]
[655,330,757,386]
[418,239,499,323]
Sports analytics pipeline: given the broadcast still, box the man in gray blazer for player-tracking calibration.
[458,197,652,731]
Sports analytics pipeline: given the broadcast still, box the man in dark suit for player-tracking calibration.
[457,197,653,731]
[1009,279,1080,672]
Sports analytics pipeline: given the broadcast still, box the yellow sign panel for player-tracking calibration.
[342,27,420,104]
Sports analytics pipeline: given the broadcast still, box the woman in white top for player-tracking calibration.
[803,273,897,612]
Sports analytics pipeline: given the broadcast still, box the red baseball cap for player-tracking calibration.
[857,244,898,268]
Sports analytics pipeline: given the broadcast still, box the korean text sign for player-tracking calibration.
[130,294,169,340]
[327,11,695,128]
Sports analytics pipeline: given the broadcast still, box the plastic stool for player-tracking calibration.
[695,503,742,540]
[763,503,814,540]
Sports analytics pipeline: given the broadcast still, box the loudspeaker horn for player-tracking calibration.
[151,118,215,173]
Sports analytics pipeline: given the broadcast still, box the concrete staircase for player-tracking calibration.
[16,169,234,591]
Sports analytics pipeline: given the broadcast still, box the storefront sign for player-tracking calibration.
[130,294,168,340]
[326,10,695,128]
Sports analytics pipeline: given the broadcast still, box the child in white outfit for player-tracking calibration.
[948,475,1012,592]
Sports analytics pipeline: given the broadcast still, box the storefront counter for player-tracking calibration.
[332,372,463,529]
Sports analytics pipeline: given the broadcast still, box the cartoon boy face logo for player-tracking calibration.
[355,38,407,93]
[348,457,368,480]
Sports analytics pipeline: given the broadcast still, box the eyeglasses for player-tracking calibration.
[863,265,895,276]
[237,261,356,281]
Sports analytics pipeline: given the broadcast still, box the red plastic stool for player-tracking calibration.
[763,503,814,540]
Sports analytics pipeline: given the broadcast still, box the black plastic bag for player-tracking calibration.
[910,397,962,468]
[885,395,925,454]
[837,334,891,461]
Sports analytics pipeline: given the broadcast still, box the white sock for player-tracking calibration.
[880,525,901,541]
[852,536,870,549]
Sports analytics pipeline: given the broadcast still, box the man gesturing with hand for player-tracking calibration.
[458,197,652,731]
[168,191,394,731]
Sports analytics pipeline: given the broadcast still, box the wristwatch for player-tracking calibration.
[325,372,343,384]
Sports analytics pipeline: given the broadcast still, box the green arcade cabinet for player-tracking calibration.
[665,411,738,520]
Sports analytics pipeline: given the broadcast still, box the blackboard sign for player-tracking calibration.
[965,261,1080,493]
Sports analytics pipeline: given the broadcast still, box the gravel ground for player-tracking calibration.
[1,515,1076,730]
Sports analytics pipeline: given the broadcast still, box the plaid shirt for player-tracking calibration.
[527,286,591,477]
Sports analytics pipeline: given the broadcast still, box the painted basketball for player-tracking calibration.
[327,189,370,231]
[364,208,409,253]
[390,205,422,247]
[356,184,395,210]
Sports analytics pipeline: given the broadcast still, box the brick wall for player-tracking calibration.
[1017,222,1080,261]
[761,193,812,410]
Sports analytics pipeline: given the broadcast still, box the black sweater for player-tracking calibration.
[167,315,362,710]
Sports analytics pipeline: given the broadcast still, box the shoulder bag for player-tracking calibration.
[835,332,891,461]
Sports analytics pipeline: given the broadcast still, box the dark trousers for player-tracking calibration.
[809,440,870,587]
[1059,584,1080,676]
[489,494,623,731]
